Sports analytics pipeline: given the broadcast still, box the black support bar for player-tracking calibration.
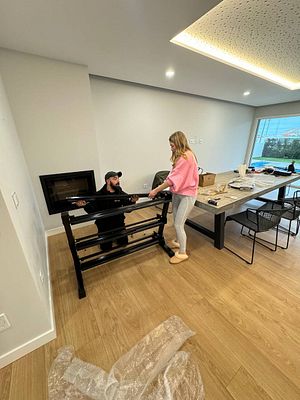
[69,199,167,225]
[61,193,173,299]
[66,191,170,202]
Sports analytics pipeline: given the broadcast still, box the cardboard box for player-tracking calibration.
[198,172,216,187]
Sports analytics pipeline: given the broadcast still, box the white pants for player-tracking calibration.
[172,194,196,253]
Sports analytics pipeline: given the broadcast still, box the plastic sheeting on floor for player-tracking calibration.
[48,315,205,399]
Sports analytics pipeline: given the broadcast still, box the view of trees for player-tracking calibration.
[250,116,300,171]
[262,138,300,159]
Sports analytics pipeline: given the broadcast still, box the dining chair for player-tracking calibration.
[285,190,300,238]
[224,204,292,265]
[258,194,300,249]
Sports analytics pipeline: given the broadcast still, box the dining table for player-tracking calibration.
[186,171,300,249]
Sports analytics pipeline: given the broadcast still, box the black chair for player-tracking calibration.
[258,193,300,249]
[285,190,300,238]
[151,170,170,189]
[151,170,171,212]
[224,204,292,265]
[284,189,300,207]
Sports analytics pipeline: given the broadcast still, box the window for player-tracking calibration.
[250,115,300,172]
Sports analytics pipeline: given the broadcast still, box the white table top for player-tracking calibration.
[195,171,300,215]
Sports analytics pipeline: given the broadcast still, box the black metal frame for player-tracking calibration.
[250,217,299,250]
[283,190,300,242]
[255,191,300,249]
[278,218,300,243]
[224,205,291,265]
[186,183,291,250]
[61,192,174,299]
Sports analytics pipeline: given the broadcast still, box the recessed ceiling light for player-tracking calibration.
[165,69,175,79]
[243,90,251,96]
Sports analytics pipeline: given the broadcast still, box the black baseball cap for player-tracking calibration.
[105,171,122,181]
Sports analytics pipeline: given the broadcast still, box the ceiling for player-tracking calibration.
[0,0,300,107]
[172,0,300,90]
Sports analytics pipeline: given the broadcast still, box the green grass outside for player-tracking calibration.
[252,156,300,163]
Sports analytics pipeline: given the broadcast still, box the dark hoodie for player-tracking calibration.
[84,184,132,230]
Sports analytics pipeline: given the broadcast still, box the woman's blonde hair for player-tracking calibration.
[169,131,194,165]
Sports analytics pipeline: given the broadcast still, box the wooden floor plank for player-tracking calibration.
[227,366,273,400]
[187,298,300,400]
[2,205,300,399]
[0,364,12,400]
[9,347,46,400]
[210,293,300,386]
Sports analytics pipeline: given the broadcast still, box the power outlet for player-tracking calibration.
[143,183,148,189]
[0,313,11,333]
[189,137,197,144]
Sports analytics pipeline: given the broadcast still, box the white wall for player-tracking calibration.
[0,49,101,230]
[0,48,255,366]
[0,74,55,367]
[254,101,300,119]
[90,77,255,193]
[245,101,300,163]
[0,49,255,231]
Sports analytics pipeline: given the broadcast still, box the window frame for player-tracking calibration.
[246,112,300,167]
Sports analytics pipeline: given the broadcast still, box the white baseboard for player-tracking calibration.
[46,225,66,236]
[46,221,94,236]
[0,233,57,369]
[45,230,56,338]
[0,328,56,368]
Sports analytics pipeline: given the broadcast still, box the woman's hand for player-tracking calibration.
[148,189,158,199]
[149,181,169,199]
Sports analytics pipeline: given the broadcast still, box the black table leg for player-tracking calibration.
[214,212,225,249]
[278,186,286,201]
[186,212,225,249]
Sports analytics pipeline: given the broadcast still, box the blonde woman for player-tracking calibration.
[149,131,198,264]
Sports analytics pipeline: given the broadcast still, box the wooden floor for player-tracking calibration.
[1,203,300,399]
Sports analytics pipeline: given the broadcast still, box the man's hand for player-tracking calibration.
[74,200,88,207]
[130,195,139,203]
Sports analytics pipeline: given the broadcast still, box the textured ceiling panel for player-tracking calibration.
[171,0,300,89]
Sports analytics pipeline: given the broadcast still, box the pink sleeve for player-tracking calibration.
[166,157,190,190]
[166,157,186,190]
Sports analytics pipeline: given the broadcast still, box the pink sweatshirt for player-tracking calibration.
[166,151,199,196]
